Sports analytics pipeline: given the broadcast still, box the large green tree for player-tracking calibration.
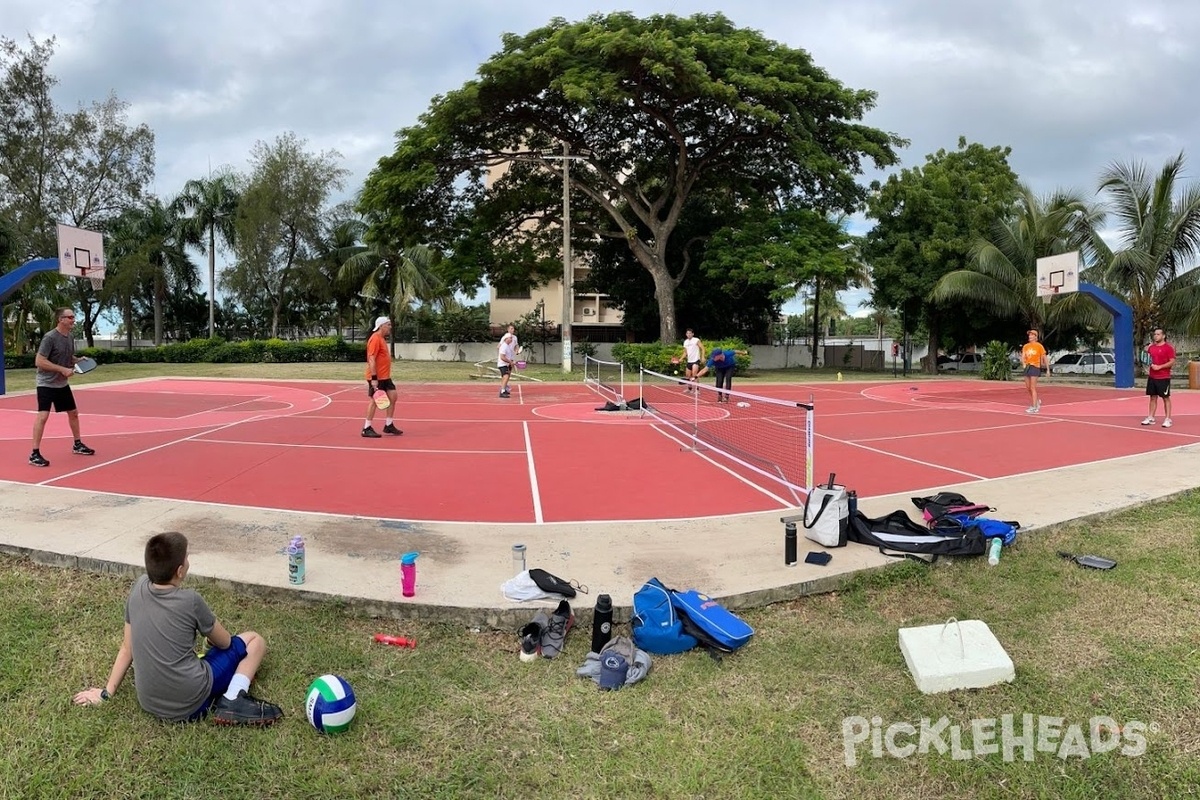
[226,133,347,338]
[1094,153,1200,347]
[864,138,1020,370]
[0,36,155,344]
[359,12,901,342]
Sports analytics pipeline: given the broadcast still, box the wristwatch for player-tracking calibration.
[100,688,110,701]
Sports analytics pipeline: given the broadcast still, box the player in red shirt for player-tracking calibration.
[1141,327,1175,429]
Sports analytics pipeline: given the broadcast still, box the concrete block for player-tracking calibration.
[898,619,1014,694]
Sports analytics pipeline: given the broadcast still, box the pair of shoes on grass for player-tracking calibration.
[518,600,574,661]
[210,690,283,726]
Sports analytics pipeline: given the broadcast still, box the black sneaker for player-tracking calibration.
[29,452,49,468]
[73,441,95,456]
[211,690,283,726]
[519,610,550,662]
[361,427,381,438]
[382,424,403,436]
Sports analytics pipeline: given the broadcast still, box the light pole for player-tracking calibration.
[541,143,588,374]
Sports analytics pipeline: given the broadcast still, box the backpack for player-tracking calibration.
[847,510,988,561]
[631,578,696,654]
[911,492,992,526]
[632,578,754,657]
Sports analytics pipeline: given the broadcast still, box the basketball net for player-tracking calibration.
[82,267,105,292]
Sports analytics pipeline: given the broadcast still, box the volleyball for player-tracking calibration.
[305,674,357,734]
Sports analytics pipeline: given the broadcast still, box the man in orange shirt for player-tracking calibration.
[362,316,401,438]
[1020,329,1049,414]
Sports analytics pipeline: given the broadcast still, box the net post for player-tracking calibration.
[805,393,815,492]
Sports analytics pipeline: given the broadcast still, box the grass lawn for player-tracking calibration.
[1,362,1196,798]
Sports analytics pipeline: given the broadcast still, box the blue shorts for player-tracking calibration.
[188,634,248,721]
[1024,366,1042,378]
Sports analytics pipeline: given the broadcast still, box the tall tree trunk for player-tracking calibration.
[649,266,678,344]
[810,278,822,369]
[154,273,164,345]
[925,313,940,374]
[208,225,217,339]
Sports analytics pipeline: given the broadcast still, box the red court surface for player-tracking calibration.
[0,377,1196,524]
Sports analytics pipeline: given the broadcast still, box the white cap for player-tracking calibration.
[372,316,391,332]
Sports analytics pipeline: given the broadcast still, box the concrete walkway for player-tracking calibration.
[3,438,1197,630]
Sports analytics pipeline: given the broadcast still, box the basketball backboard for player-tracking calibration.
[57,223,105,290]
[1036,251,1080,300]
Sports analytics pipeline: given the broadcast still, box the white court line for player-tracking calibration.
[38,414,271,487]
[814,432,988,481]
[179,396,279,418]
[852,418,1058,443]
[522,421,544,523]
[196,438,525,456]
[648,424,796,508]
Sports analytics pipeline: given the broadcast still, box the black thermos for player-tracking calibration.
[591,594,614,653]
[785,521,798,566]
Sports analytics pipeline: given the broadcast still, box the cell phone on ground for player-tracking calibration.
[1058,551,1117,570]
[805,551,833,566]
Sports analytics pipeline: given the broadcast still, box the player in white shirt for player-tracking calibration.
[496,325,519,397]
[681,329,705,392]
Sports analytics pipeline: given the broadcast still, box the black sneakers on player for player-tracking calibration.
[211,690,283,726]
[361,427,381,438]
[73,441,95,456]
[29,451,49,467]
[382,424,403,436]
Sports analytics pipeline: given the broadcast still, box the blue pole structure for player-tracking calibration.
[0,258,62,396]
[1077,282,1135,389]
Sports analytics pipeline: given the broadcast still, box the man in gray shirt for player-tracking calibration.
[30,307,94,467]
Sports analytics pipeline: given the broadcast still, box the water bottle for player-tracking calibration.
[784,521,798,566]
[512,544,527,576]
[847,490,858,517]
[987,537,1003,567]
[287,536,305,585]
[400,551,419,597]
[591,594,614,654]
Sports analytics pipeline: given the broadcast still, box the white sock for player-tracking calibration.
[223,674,251,700]
[363,420,372,429]
[385,417,393,426]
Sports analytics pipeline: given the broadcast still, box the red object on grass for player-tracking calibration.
[374,634,417,648]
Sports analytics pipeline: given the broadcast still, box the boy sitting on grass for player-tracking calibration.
[72,531,283,726]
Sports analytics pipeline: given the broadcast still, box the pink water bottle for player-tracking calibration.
[400,552,419,597]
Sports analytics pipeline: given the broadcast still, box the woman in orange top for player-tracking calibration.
[1020,329,1049,414]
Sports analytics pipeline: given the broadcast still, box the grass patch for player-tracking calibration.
[4,492,1200,798]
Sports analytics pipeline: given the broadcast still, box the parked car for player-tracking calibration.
[1052,352,1116,375]
[943,352,984,372]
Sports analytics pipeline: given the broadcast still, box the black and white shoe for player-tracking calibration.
[211,690,283,726]
[73,441,95,456]
[382,424,403,436]
[29,452,49,467]
[361,427,381,438]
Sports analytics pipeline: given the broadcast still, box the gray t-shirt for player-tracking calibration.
[35,329,74,389]
[125,575,216,721]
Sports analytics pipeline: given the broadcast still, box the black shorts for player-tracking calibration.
[366,378,397,397]
[498,365,512,376]
[687,361,701,370]
[1146,377,1171,398]
[36,385,77,413]
[1023,366,1042,378]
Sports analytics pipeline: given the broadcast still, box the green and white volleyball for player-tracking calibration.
[305,674,357,734]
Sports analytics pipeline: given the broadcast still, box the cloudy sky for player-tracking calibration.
[8,0,1200,316]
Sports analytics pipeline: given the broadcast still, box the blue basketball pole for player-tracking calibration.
[0,258,62,396]
[1078,282,1135,389]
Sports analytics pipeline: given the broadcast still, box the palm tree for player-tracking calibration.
[303,217,368,336]
[931,185,1106,339]
[338,238,450,353]
[173,172,240,338]
[107,199,198,345]
[1095,153,1200,348]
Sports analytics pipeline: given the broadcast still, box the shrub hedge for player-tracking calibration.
[610,339,752,376]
